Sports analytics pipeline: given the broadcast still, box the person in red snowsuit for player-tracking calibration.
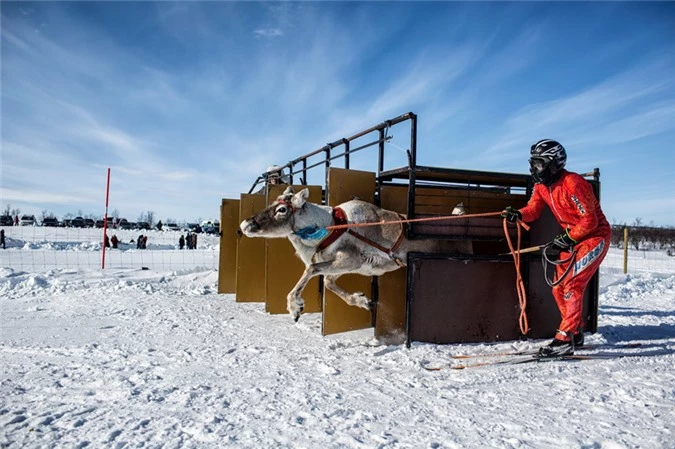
[503,139,611,357]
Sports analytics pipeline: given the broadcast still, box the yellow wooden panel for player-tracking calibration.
[328,167,376,204]
[322,168,376,336]
[375,185,409,342]
[265,185,323,315]
[375,269,408,343]
[218,198,240,294]
[236,194,267,302]
[380,184,408,214]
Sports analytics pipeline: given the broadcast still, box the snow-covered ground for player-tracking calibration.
[1,236,674,448]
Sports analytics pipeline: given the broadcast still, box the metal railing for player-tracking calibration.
[247,112,418,194]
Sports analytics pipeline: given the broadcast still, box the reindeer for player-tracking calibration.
[239,186,472,321]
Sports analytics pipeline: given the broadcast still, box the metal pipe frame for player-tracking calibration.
[247,112,417,195]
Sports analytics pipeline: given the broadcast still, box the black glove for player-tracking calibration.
[501,206,522,223]
[551,230,577,250]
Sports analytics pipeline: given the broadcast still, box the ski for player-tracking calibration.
[423,353,627,371]
[456,352,637,370]
[422,343,643,371]
[449,342,642,360]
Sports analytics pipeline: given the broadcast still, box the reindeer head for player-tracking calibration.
[239,186,310,238]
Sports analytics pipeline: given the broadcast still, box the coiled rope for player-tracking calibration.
[503,218,530,335]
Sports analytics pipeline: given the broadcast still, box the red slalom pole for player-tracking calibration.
[102,168,111,269]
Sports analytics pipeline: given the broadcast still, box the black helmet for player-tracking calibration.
[529,139,566,185]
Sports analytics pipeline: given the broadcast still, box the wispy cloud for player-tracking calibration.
[477,57,675,167]
[1,2,674,225]
[254,28,283,39]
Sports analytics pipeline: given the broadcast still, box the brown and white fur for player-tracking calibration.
[240,186,472,321]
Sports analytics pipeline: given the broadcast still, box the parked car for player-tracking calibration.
[202,220,220,234]
[95,219,104,228]
[0,215,13,226]
[83,218,95,228]
[118,218,133,230]
[42,217,59,227]
[165,223,180,232]
[137,221,151,230]
[186,223,202,233]
[71,217,85,228]
[20,214,36,226]
[61,219,72,228]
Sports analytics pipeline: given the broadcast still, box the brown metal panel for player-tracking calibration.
[236,194,267,302]
[404,208,597,345]
[218,199,240,294]
[413,187,526,214]
[375,185,409,343]
[411,187,528,240]
[265,185,323,315]
[322,168,376,336]
[407,256,523,344]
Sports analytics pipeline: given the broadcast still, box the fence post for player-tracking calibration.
[623,226,628,274]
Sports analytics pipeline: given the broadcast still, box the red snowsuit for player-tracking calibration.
[519,170,611,340]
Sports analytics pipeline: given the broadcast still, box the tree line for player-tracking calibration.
[610,223,675,255]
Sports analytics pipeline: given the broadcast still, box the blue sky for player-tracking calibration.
[1,2,674,226]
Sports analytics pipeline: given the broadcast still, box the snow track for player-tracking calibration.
[2,249,674,448]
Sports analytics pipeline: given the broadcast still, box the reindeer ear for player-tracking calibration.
[282,186,295,196]
[291,188,310,209]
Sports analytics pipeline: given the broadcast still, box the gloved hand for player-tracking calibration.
[551,230,577,250]
[501,206,522,223]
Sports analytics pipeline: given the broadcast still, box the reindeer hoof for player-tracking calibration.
[350,292,371,310]
[290,304,304,322]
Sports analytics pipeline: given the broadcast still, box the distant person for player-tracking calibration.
[14,215,19,226]
[111,234,119,249]
[255,165,290,193]
[1,229,5,249]
[104,233,110,248]
[266,165,290,185]
[192,232,198,250]
[137,235,144,249]
[502,139,610,358]
[156,220,163,231]
[179,234,185,250]
[142,235,148,249]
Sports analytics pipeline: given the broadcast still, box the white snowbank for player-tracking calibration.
[1,247,674,448]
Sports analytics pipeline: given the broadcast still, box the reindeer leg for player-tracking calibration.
[287,252,373,321]
[323,275,371,310]
[311,253,371,310]
[287,265,316,322]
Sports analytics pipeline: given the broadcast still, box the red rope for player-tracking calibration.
[325,211,504,231]
[503,218,530,335]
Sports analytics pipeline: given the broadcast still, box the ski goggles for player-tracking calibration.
[529,157,550,172]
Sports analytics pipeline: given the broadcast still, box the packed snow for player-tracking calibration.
[1,228,674,448]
